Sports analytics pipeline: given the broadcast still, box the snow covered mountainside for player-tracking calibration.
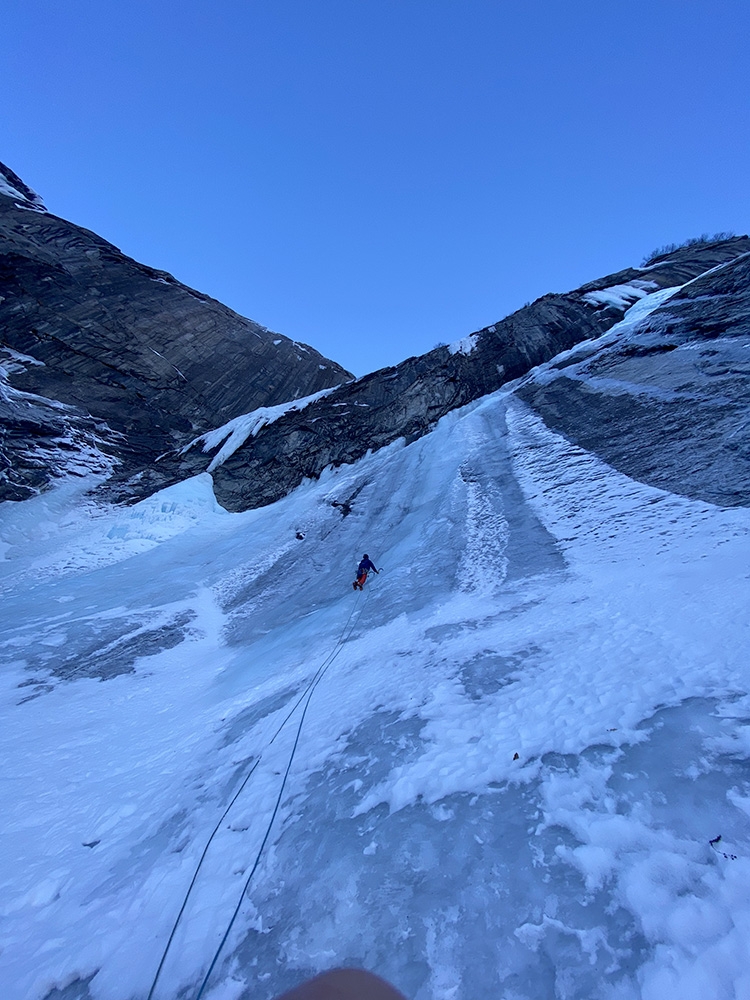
[2,276,750,1000]
[518,253,750,507]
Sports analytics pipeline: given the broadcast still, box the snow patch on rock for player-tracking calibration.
[582,279,658,310]
[182,387,340,472]
[448,333,479,356]
[0,162,46,210]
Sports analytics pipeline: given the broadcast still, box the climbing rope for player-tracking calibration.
[145,586,370,1000]
[194,588,369,999]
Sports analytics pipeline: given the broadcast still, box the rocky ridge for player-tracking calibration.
[0,162,352,501]
[135,237,750,511]
[2,162,748,514]
[517,247,750,507]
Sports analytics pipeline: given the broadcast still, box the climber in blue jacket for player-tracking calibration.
[353,554,379,591]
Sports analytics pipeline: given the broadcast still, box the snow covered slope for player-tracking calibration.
[2,164,746,517]
[2,285,750,1000]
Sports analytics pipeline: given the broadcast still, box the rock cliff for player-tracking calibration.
[137,236,750,511]
[517,247,750,507]
[0,162,352,501]
[2,161,748,514]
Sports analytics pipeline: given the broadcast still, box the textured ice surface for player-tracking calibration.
[2,344,750,999]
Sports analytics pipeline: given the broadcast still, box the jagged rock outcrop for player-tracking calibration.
[517,247,750,507]
[0,162,352,501]
[137,237,750,511]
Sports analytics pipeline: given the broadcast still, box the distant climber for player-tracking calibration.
[353,554,379,591]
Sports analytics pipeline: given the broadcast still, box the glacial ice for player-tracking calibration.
[2,308,750,999]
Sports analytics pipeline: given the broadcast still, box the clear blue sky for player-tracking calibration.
[3,1,749,376]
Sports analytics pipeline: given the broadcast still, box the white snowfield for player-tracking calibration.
[1,290,750,1000]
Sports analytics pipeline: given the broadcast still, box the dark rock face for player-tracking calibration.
[0,349,114,501]
[143,237,750,512]
[516,249,750,507]
[0,165,352,501]
[2,159,748,513]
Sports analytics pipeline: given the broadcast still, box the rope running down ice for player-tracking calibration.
[193,587,370,999]
[145,586,369,1000]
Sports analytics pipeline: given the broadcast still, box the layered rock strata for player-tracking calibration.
[517,248,750,506]
[142,237,750,511]
[0,162,352,500]
[2,161,748,513]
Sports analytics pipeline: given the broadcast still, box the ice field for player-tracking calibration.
[2,362,750,999]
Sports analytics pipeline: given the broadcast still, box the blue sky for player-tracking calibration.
[3,1,749,376]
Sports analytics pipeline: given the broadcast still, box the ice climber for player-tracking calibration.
[353,553,379,591]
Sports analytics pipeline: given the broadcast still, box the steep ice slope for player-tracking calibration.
[2,295,750,1000]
